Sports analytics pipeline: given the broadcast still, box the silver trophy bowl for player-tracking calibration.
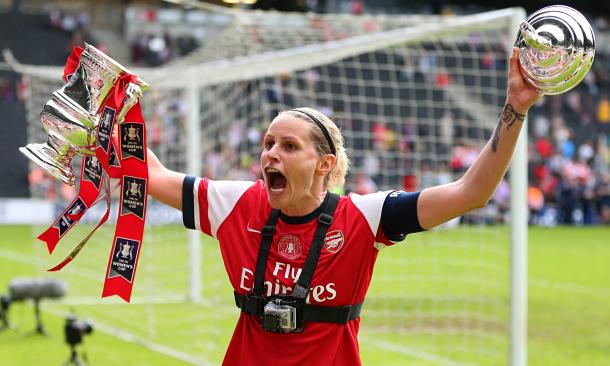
[19,43,148,185]
[515,5,595,95]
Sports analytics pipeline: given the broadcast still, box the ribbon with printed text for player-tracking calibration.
[101,101,148,302]
[37,47,148,303]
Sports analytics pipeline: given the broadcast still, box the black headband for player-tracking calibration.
[290,109,336,156]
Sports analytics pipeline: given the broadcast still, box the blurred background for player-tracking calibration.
[0,1,608,366]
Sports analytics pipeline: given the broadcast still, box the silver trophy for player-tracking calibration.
[515,5,595,95]
[19,43,149,185]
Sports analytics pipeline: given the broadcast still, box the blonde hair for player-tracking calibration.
[280,108,350,190]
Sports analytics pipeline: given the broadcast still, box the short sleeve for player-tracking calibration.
[181,175,255,238]
[379,190,424,243]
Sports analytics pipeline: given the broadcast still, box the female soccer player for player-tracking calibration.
[146,47,540,365]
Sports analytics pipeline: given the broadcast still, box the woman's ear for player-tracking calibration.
[316,154,337,177]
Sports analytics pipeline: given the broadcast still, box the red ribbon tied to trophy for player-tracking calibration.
[37,47,148,303]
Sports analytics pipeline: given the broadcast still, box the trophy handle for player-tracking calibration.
[115,83,143,125]
[517,21,552,51]
[19,134,78,186]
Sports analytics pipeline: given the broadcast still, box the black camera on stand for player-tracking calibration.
[63,315,93,366]
[65,315,93,346]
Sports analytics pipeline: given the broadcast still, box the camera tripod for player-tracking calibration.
[0,295,11,332]
[62,345,86,366]
[0,308,9,331]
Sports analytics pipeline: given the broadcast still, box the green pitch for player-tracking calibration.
[0,225,608,365]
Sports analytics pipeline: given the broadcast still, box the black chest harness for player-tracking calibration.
[234,193,363,333]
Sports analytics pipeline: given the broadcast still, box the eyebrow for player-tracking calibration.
[264,134,302,142]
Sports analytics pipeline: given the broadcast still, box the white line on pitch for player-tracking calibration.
[530,278,610,298]
[0,247,217,365]
[359,335,475,366]
[43,306,216,366]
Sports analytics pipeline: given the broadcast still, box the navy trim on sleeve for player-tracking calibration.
[380,191,424,242]
[182,175,197,230]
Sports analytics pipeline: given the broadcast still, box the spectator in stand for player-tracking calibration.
[597,94,610,128]
[131,33,149,65]
[353,171,378,194]
[528,185,544,225]
[351,0,364,15]
[129,30,201,66]
[49,7,61,30]
[596,173,610,224]
[0,77,15,102]
[492,179,510,223]
[178,35,199,56]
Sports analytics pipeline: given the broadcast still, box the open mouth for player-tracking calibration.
[265,168,287,193]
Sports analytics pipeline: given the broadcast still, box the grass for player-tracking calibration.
[527,227,610,366]
[0,224,608,365]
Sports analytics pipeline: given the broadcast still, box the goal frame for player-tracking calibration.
[6,7,528,365]
[178,8,528,366]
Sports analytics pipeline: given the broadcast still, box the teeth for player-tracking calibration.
[266,168,285,193]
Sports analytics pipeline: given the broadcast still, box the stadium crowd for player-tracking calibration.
[15,4,610,227]
[30,52,610,228]
[452,51,610,226]
[47,6,104,59]
[524,55,610,226]
[130,31,201,66]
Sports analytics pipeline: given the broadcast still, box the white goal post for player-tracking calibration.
[12,7,528,365]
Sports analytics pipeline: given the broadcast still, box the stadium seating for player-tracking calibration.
[0,12,73,198]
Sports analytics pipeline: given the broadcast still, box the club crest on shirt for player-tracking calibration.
[278,234,302,260]
[324,230,344,253]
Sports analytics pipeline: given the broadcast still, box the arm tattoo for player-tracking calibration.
[491,104,526,152]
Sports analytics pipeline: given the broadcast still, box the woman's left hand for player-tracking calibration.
[506,47,542,114]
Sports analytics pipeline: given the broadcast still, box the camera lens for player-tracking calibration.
[80,320,93,335]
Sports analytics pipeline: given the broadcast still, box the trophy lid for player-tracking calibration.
[83,43,149,91]
[515,5,595,95]
[60,44,150,116]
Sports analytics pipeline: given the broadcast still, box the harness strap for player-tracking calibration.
[240,193,363,325]
[291,193,339,298]
[252,208,280,297]
[234,292,363,324]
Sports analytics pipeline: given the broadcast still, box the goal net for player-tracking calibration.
[14,7,525,366]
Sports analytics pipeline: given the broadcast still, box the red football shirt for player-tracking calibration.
[183,177,396,366]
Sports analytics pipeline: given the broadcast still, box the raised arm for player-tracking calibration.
[147,148,185,211]
[417,47,542,230]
